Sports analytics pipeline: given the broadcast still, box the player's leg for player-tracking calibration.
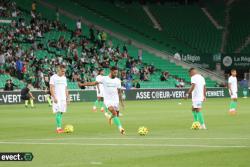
[234,98,237,111]
[22,95,29,107]
[108,106,125,135]
[108,106,120,126]
[46,94,52,106]
[99,97,105,112]
[59,101,67,131]
[55,112,63,130]
[27,94,34,108]
[25,99,29,107]
[229,99,235,111]
[104,106,112,120]
[196,108,206,129]
[193,101,206,129]
[53,101,65,133]
[93,98,99,112]
[230,98,237,114]
[229,93,237,114]
[191,106,198,122]
[29,98,34,108]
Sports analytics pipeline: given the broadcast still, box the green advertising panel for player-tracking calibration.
[125,88,230,100]
[0,88,248,105]
[176,53,220,70]
[222,54,250,69]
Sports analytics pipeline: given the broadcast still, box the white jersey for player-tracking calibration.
[98,76,121,103]
[49,74,67,101]
[191,74,206,101]
[228,76,237,93]
[96,75,104,97]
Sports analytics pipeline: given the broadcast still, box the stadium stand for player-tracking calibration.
[50,0,222,54]
[0,0,220,90]
[201,0,226,27]
[225,0,250,53]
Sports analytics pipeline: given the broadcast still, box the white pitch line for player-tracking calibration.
[0,141,248,148]
[90,161,103,165]
[16,137,250,141]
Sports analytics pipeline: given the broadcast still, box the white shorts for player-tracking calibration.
[52,100,67,113]
[230,92,238,99]
[192,101,203,109]
[96,90,103,97]
[104,101,119,111]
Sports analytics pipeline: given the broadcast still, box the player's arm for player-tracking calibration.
[96,84,100,94]
[185,83,195,99]
[78,81,99,87]
[44,87,49,93]
[228,82,232,95]
[118,88,124,109]
[203,85,206,101]
[50,84,57,103]
[29,91,35,99]
[66,86,70,103]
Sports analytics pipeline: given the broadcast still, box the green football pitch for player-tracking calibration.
[0,98,249,167]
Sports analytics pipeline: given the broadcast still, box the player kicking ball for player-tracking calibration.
[50,64,70,134]
[228,69,238,115]
[79,66,125,135]
[185,68,207,130]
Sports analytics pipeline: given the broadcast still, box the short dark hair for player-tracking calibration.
[110,66,118,71]
[58,64,66,69]
[231,69,236,72]
[188,68,195,73]
[98,68,104,75]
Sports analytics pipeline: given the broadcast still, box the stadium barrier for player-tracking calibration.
[0,88,248,105]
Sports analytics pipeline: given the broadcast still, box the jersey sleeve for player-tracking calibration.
[203,77,206,86]
[191,76,196,84]
[117,79,122,89]
[49,75,55,85]
[228,77,232,84]
[96,76,103,83]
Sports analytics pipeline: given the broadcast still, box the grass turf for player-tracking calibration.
[0,98,249,167]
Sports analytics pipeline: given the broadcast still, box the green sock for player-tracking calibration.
[47,96,52,106]
[233,101,237,110]
[192,111,198,122]
[30,99,34,107]
[113,116,122,129]
[60,113,62,127]
[104,106,109,113]
[94,100,99,107]
[197,112,205,125]
[56,112,62,129]
[230,101,236,110]
[25,100,28,106]
[100,101,104,108]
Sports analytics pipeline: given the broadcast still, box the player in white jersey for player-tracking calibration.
[79,66,125,135]
[185,68,207,129]
[50,65,69,133]
[93,69,105,112]
[228,69,238,115]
